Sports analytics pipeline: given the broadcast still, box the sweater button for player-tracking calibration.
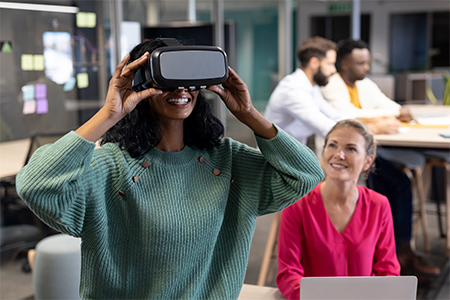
[132,176,139,183]
[198,156,205,163]
[213,169,220,176]
[230,178,235,183]
[118,191,125,197]
[142,161,150,168]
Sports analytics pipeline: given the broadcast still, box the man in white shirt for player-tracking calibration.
[320,39,440,279]
[264,36,345,145]
[265,37,398,149]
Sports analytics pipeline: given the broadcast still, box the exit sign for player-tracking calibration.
[328,2,352,14]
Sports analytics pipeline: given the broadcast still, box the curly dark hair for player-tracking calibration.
[100,38,224,158]
[336,39,369,72]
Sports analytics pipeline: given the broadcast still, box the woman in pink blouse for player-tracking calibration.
[276,119,400,300]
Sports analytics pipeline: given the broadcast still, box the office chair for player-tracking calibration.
[423,151,450,257]
[257,212,281,286]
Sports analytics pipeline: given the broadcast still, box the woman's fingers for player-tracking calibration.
[120,52,149,80]
[206,85,226,99]
[112,53,131,79]
[223,67,247,89]
[137,88,162,102]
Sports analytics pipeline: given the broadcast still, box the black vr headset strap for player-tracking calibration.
[156,38,182,47]
[132,38,182,91]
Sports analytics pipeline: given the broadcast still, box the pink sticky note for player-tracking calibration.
[23,100,36,114]
[36,99,48,114]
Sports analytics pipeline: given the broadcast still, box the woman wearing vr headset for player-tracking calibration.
[16,38,323,299]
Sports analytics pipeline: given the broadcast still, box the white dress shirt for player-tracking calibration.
[264,69,352,145]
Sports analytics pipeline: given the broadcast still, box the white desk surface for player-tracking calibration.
[238,284,284,300]
[0,138,30,180]
[375,105,450,149]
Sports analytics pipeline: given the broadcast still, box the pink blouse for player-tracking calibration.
[276,183,400,300]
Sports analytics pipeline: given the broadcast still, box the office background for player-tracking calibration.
[0,1,449,299]
[0,0,448,144]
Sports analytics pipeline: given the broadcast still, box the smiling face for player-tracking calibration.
[148,88,199,124]
[322,127,374,183]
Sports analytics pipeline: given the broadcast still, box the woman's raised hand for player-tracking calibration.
[207,67,277,139]
[75,53,162,142]
[207,67,253,123]
[104,52,162,120]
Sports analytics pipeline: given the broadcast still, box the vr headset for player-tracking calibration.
[132,38,228,92]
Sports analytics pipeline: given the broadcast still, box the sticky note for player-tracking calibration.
[77,73,89,89]
[76,12,86,27]
[1,41,12,53]
[22,85,35,100]
[23,100,36,114]
[21,54,33,71]
[77,12,97,28]
[33,55,45,70]
[35,84,47,99]
[86,13,96,28]
[63,77,76,91]
[36,99,48,114]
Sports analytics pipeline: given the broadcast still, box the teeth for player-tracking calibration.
[331,163,346,168]
[167,98,189,104]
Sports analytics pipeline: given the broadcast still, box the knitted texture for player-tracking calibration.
[16,128,323,299]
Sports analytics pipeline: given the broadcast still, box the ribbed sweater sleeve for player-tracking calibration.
[16,131,96,236]
[255,126,323,214]
[226,125,323,216]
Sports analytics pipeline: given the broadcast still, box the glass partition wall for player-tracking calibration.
[2,1,449,145]
[0,0,284,147]
[0,0,108,142]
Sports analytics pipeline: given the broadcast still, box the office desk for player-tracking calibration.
[0,138,30,180]
[375,105,450,150]
[238,284,284,300]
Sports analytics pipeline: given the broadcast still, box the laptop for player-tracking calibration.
[300,276,417,300]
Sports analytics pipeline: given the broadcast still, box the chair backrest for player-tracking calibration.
[24,132,67,166]
[368,74,395,99]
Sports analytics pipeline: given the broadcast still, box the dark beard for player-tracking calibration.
[313,67,329,86]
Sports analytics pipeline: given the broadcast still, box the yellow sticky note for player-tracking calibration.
[86,13,96,28]
[33,55,45,70]
[21,54,33,71]
[76,12,87,27]
[77,73,89,89]
[77,12,96,28]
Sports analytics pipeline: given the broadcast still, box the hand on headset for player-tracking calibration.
[104,52,162,121]
[207,67,277,140]
[207,67,252,119]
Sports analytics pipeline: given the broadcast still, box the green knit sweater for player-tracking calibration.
[16,128,323,299]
